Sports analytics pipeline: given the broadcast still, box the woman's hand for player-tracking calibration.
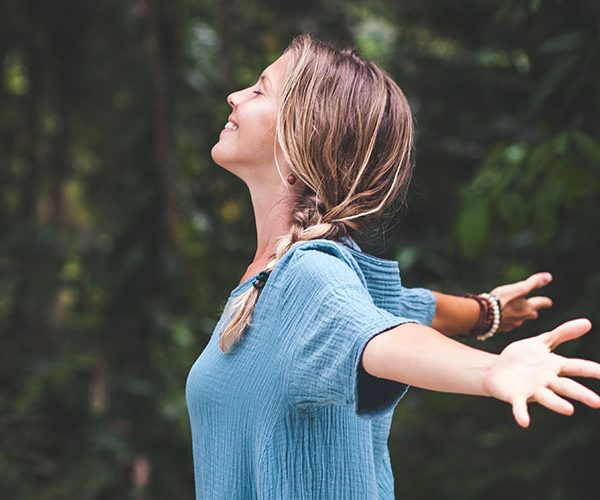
[482,318,600,427]
[491,272,554,332]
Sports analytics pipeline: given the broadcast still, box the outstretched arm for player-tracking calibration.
[362,318,600,427]
[431,272,554,337]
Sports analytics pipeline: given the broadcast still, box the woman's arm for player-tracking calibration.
[431,272,554,336]
[362,318,600,427]
[430,292,481,336]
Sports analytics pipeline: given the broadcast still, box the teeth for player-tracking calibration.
[224,121,238,131]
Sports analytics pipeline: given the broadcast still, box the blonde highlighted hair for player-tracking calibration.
[219,34,415,352]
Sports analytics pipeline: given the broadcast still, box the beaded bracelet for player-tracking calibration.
[476,293,502,340]
[464,293,488,337]
[463,292,502,341]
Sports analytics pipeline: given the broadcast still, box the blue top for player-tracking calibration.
[186,238,436,499]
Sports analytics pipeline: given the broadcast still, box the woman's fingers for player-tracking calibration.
[549,377,600,408]
[527,296,553,312]
[523,272,553,293]
[512,396,530,428]
[495,272,553,303]
[510,372,600,428]
[539,318,592,350]
[559,356,600,379]
[535,387,574,415]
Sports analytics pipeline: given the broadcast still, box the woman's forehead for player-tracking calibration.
[263,52,292,84]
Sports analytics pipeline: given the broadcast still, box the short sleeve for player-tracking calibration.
[279,247,419,417]
[398,287,437,326]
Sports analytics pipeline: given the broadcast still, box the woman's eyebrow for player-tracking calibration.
[259,74,271,91]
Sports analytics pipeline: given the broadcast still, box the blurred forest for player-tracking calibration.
[1,0,599,498]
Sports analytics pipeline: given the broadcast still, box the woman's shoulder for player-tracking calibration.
[274,237,402,288]
[281,237,359,269]
[274,238,368,293]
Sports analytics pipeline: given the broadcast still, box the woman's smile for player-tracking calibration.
[223,121,238,131]
[211,52,291,176]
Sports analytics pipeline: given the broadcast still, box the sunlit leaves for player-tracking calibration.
[3,51,29,96]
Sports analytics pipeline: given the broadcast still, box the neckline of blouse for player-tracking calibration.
[228,236,399,298]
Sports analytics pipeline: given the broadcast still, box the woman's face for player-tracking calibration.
[211,52,291,184]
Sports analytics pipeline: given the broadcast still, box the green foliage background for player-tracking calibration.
[1,0,599,498]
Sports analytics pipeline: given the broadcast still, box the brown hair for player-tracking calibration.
[219,34,415,352]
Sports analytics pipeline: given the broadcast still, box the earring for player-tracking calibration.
[286,173,297,185]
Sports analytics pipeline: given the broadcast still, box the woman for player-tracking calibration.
[186,34,600,499]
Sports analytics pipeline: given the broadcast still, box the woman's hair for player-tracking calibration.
[219,33,415,352]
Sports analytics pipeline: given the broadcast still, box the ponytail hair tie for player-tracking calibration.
[253,270,271,290]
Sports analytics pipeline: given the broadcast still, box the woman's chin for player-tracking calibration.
[210,145,240,176]
[210,142,229,167]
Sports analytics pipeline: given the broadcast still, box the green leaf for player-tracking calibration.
[396,246,418,271]
[530,0,543,13]
[572,131,600,169]
[538,31,586,54]
[455,198,490,260]
[529,54,579,113]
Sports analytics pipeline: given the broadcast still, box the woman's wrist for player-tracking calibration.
[430,291,482,336]
[463,292,503,341]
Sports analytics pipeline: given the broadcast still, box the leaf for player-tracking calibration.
[497,192,526,231]
[572,131,600,170]
[538,31,586,54]
[532,173,564,243]
[396,246,418,271]
[502,262,532,282]
[530,0,543,13]
[455,198,490,260]
[529,54,579,114]
[562,165,600,205]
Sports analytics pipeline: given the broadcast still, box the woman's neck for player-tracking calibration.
[247,180,295,266]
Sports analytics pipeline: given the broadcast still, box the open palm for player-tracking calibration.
[483,319,600,427]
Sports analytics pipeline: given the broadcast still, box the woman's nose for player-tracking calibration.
[227,89,244,108]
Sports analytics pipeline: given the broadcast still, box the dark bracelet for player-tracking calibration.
[463,293,490,339]
[463,292,502,340]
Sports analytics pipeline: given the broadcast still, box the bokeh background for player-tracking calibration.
[1,0,599,498]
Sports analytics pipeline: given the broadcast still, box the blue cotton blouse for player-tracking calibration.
[186,238,436,499]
